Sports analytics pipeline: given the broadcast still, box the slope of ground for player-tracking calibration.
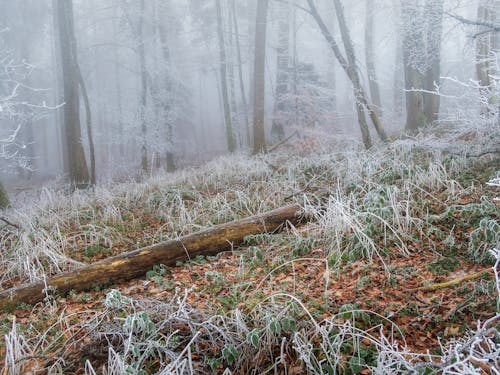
[0,129,499,374]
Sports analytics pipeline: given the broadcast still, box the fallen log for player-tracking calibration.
[0,204,304,312]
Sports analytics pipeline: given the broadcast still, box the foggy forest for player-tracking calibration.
[0,0,499,373]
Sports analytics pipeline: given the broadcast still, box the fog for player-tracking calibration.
[0,0,495,192]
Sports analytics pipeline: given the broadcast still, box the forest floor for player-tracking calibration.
[0,127,499,374]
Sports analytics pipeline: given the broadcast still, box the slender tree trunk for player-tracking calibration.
[55,0,90,189]
[113,9,124,158]
[423,0,443,123]
[215,0,236,153]
[307,0,388,148]
[292,5,299,126]
[231,0,251,148]
[476,0,498,116]
[393,0,404,118]
[401,1,426,132]
[226,3,241,147]
[401,0,442,131]
[365,0,382,117]
[51,0,68,175]
[271,0,290,142]
[156,0,175,172]
[252,0,269,154]
[327,9,337,114]
[333,0,389,144]
[247,0,257,130]
[138,0,148,172]
[76,66,96,185]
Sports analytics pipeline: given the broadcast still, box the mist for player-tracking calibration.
[1,1,500,373]
[0,0,496,192]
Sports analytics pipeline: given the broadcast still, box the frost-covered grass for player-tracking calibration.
[1,126,499,373]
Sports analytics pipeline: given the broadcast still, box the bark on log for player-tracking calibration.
[0,205,304,312]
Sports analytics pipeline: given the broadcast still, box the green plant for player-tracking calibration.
[292,237,316,257]
[469,218,500,264]
[426,257,460,276]
[84,244,111,258]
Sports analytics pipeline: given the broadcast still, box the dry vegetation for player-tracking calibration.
[0,127,499,374]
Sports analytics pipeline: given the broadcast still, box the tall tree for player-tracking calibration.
[306,0,388,148]
[423,0,443,123]
[215,0,236,153]
[54,0,90,188]
[401,0,443,131]
[231,0,251,147]
[393,0,404,117]
[156,0,176,171]
[252,0,269,154]
[365,0,382,117]
[271,0,291,141]
[476,0,500,116]
[138,0,149,172]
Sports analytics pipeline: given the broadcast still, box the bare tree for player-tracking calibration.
[230,0,251,148]
[424,0,443,124]
[401,0,443,131]
[137,0,149,172]
[156,0,176,172]
[365,0,382,117]
[476,0,500,116]
[271,0,291,142]
[306,0,388,148]
[215,0,236,153]
[393,0,404,117]
[252,0,269,154]
[54,0,90,189]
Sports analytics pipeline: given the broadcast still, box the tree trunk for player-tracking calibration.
[0,204,304,312]
[227,4,241,147]
[138,0,149,172]
[156,0,176,172]
[55,0,90,189]
[401,1,426,132]
[51,0,68,175]
[271,0,291,142]
[113,8,125,159]
[476,0,499,117]
[247,0,257,130]
[423,0,443,124]
[231,0,251,148]
[76,65,96,185]
[401,0,443,131]
[365,0,382,117]
[333,0,388,144]
[307,0,388,148]
[215,0,236,153]
[393,0,404,118]
[252,0,269,154]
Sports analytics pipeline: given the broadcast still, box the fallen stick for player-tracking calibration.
[416,269,494,292]
[267,130,298,154]
[0,204,304,312]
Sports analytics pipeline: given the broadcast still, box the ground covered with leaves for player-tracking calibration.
[0,129,499,374]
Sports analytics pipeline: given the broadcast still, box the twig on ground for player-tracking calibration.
[0,217,19,229]
[267,131,298,154]
[416,269,493,292]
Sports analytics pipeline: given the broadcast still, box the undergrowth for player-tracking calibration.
[0,128,499,374]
